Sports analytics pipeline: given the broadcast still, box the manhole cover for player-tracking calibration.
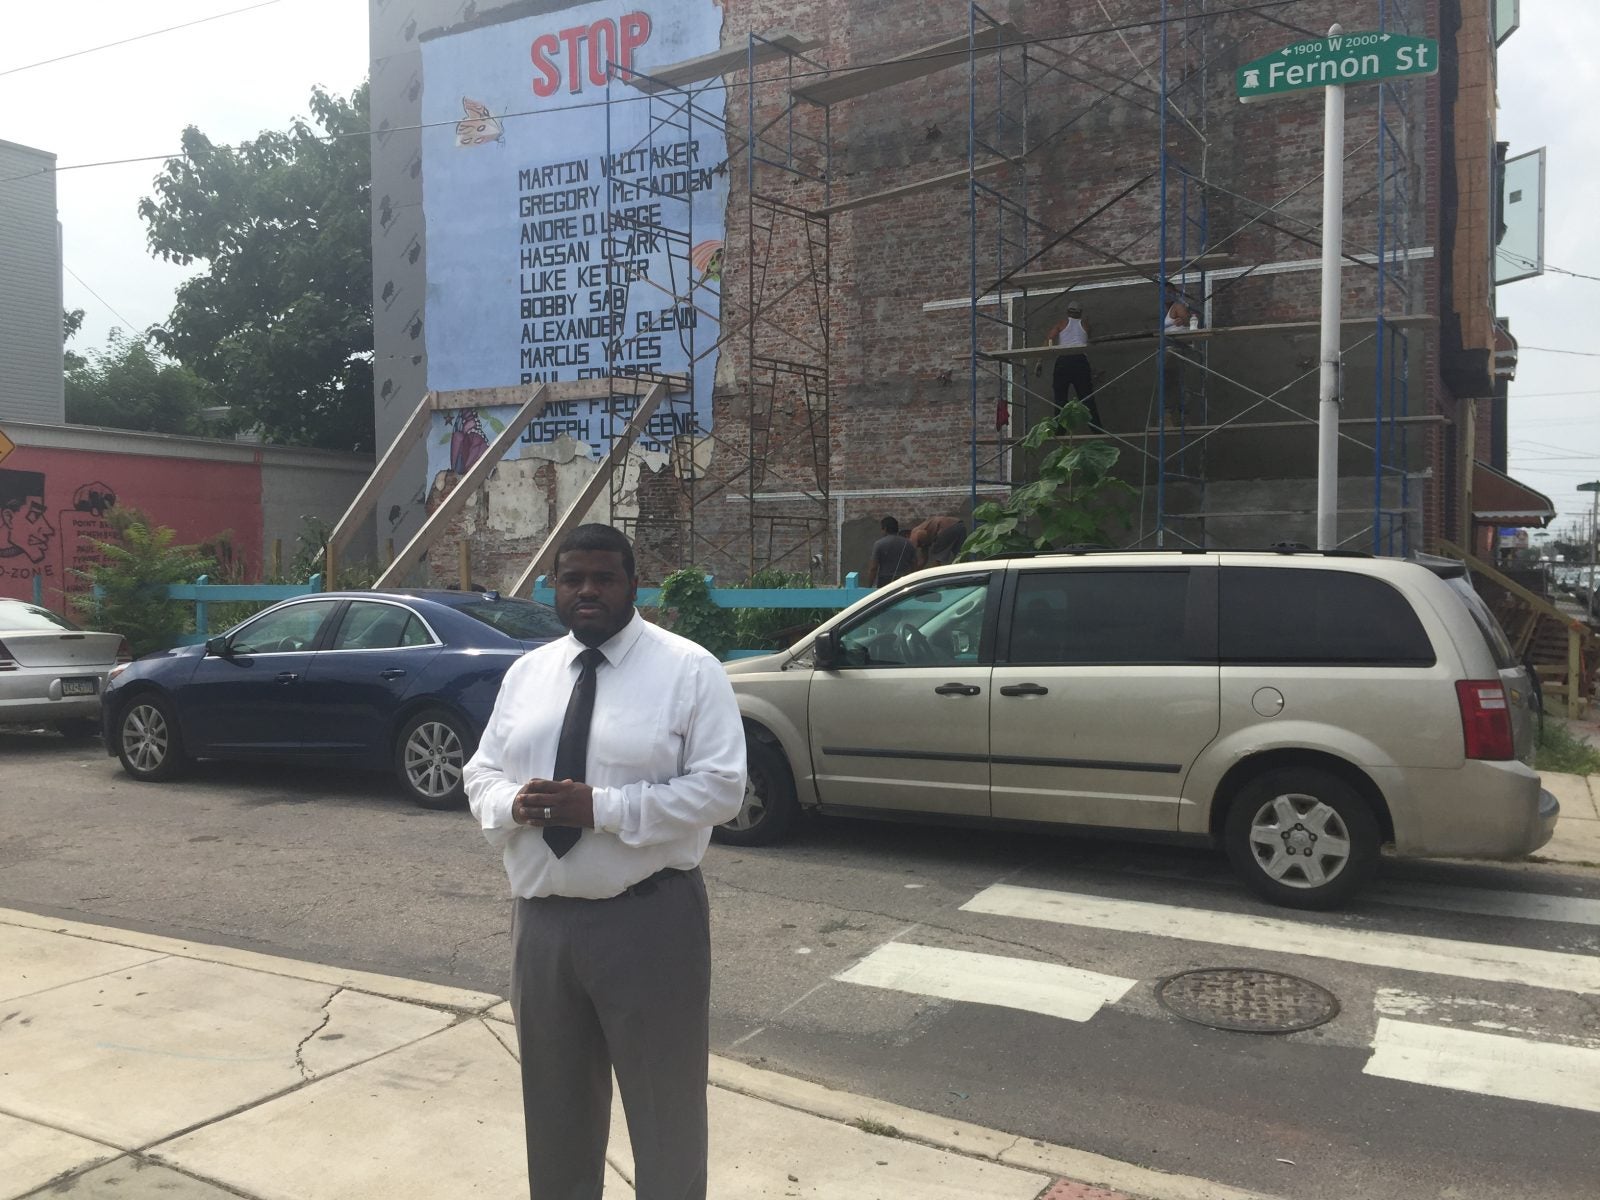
[1155,967,1339,1034]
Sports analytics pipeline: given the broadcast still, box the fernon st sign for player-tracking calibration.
[1236,31,1439,101]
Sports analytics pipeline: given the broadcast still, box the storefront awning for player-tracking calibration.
[1473,460,1554,527]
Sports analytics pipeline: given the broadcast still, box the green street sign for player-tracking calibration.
[1236,31,1439,100]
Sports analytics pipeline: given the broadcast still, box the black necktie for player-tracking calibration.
[546,647,604,859]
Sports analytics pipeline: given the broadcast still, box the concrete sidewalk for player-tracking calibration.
[0,908,1271,1200]
[1536,772,1600,867]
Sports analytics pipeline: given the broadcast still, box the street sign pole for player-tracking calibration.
[1317,24,1345,551]
[1236,24,1439,550]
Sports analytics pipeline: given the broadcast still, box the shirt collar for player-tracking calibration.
[561,609,644,669]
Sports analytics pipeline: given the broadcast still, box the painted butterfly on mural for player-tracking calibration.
[455,97,504,147]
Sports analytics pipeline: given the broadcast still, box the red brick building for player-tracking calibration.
[366,0,1540,587]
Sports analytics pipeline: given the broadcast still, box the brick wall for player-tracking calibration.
[385,1,1470,577]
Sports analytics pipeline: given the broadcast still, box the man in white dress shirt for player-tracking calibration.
[464,523,746,1200]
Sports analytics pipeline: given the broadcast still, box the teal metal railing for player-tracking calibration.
[151,573,871,657]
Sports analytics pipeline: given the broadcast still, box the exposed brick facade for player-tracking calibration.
[385,1,1502,584]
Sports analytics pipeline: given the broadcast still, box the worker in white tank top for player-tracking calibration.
[1043,301,1102,431]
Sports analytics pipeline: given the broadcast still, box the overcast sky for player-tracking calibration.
[1,1,1593,533]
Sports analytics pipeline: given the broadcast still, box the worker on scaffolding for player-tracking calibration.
[1043,302,1103,431]
[1161,297,1201,430]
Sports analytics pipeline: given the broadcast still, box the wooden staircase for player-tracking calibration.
[1438,541,1597,717]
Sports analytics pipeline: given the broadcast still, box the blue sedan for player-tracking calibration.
[102,590,565,807]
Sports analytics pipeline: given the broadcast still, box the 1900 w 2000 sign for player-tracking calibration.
[1237,30,1440,100]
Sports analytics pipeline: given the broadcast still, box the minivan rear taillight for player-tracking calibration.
[0,639,14,671]
[115,638,132,664]
[1456,680,1514,760]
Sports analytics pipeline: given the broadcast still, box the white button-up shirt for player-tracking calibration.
[464,611,747,899]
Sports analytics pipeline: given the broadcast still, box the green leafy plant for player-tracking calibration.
[960,400,1133,559]
[74,509,215,656]
[1535,718,1600,775]
[659,568,735,660]
[733,568,834,650]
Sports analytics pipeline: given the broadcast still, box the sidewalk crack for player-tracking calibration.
[294,987,341,1081]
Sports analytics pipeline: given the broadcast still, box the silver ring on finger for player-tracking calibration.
[542,806,554,820]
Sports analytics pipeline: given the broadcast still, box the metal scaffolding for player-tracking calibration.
[966,0,1428,552]
[601,32,833,583]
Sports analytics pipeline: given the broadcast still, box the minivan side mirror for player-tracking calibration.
[813,629,841,670]
[205,635,232,657]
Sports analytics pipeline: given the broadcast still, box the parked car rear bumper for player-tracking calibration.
[1381,759,1554,859]
[0,670,104,724]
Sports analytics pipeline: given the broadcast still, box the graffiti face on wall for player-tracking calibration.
[0,469,56,565]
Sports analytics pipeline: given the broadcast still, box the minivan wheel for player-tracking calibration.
[396,709,471,809]
[713,735,798,847]
[116,695,190,782]
[1223,767,1380,910]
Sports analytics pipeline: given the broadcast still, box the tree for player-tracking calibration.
[64,330,216,436]
[63,308,86,370]
[959,401,1134,559]
[139,84,374,453]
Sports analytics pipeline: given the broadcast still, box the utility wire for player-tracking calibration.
[0,0,1310,185]
[0,0,284,78]
[1521,346,1600,358]
[64,264,138,333]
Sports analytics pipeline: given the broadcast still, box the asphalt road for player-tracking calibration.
[3,727,1598,1199]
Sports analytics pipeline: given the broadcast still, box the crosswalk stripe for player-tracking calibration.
[835,942,1137,1022]
[961,885,1600,995]
[1370,881,1600,926]
[1365,1018,1600,1114]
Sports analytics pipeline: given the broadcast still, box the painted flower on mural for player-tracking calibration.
[691,239,724,283]
[455,97,504,147]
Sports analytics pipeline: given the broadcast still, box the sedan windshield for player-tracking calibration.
[453,599,567,640]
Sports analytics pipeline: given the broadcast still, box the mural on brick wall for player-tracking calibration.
[0,453,264,608]
[418,0,728,487]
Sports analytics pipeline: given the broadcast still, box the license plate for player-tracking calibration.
[61,678,97,697]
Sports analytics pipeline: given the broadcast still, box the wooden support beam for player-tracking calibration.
[372,385,554,588]
[511,382,671,598]
[325,391,434,574]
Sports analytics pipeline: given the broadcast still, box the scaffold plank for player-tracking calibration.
[977,413,1448,445]
[973,314,1436,361]
[1007,253,1239,290]
[815,158,1013,216]
[792,23,1025,106]
[628,30,822,93]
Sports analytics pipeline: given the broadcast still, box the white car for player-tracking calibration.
[0,599,129,738]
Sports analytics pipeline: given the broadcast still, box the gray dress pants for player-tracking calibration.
[511,868,710,1200]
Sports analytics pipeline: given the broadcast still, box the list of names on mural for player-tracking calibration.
[514,139,715,451]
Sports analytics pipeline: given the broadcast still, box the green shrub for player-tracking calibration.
[659,568,736,660]
[74,509,215,656]
[733,568,834,650]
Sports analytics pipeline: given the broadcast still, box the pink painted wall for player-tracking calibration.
[0,445,264,610]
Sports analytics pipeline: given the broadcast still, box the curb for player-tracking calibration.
[708,1057,1286,1200]
[1,907,1279,1200]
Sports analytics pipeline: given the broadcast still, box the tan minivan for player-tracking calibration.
[720,550,1558,908]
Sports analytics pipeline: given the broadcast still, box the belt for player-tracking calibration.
[525,866,692,904]
[621,866,690,898]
